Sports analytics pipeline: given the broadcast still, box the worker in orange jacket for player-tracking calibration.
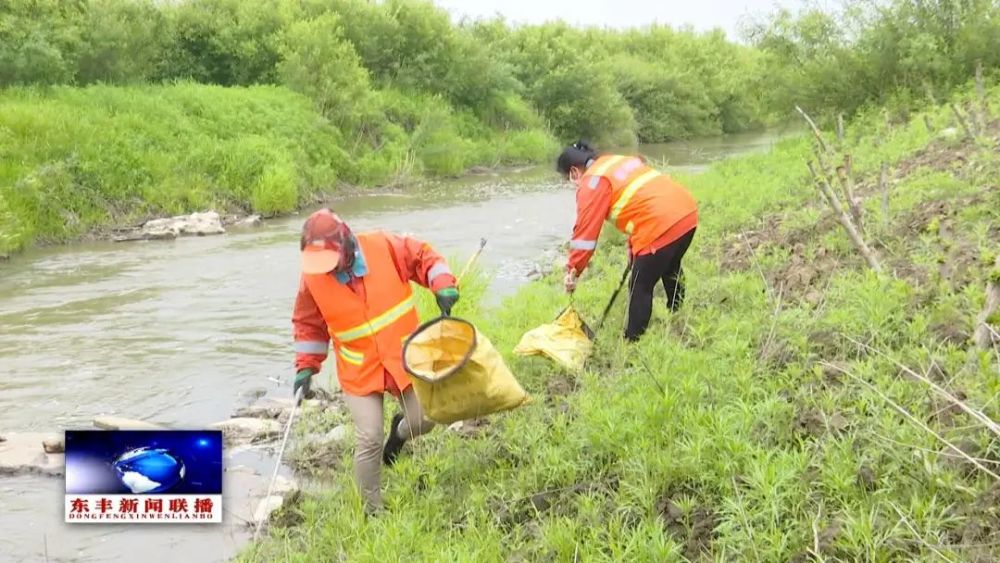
[291,208,460,514]
[557,140,698,341]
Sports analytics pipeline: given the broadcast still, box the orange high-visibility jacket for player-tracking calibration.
[292,231,456,396]
[568,154,698,275]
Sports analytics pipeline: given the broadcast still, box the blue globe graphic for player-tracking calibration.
[112,447,185,494]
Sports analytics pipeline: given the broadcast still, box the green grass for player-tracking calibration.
[0,83,557,256]
[244,86,999,561]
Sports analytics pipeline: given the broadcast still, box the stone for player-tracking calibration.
[939,127,959,139]
[325,425,349,443]
[234,403,291,421]
[252,495,285,526]
[208,418,283,446]
[182,211,226,236]
[137,211,225,241]
[142,223,180,240]
[0,432,66,477]
[231,215,263,229]
[271,475,300,496]
[301,398,327,410]
[93,416,164,430]
[233,397,298,422]
[42,438,64,454]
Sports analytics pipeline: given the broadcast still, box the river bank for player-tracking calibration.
[0,162,550,259]
[0,82,561,259]
[1,125,791,260]
[0,129,790,562]
[239,86,1000,560]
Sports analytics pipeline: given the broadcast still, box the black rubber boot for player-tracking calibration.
[382,413,407,467]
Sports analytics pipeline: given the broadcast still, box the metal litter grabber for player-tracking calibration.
[589,260,632,339]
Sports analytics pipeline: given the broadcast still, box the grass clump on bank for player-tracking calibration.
[0,83,342,253]
[239,84,1000,561]
[0,83,557,256]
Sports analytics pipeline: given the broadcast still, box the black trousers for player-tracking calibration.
[625,228,696,341]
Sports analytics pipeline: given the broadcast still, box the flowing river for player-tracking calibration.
[0,130,788,562]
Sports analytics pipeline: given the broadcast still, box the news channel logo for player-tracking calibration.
[65,430,223,523]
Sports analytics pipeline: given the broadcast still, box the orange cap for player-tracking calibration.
[299,209,348,274]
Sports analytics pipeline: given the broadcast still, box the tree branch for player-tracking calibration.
[826,362,1000,481]
[879,162,891,227]
[973,256,1000,350]
[807,162,882,273]
[796,106,832,154]
[949,103,977,141]
[835,154,863,232]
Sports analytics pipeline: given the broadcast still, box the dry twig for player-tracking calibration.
[973,256,1000,350]
[847,336,1000,438]
[796,105,832,153]
[824,362,1000,481]
[835,154,863,231]
[975,60,989,131]
[949,103,977,141]
[740,229,773,302]
[889,502,957,563]
[879,162,891,225]
[807,162,882,272]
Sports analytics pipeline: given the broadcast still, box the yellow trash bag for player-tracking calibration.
[403,316,531,424]
[512,306,594,372]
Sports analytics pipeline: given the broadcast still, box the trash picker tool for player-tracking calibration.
[253,386,303,542]
[457,237,487,287]
[592,261,632,336]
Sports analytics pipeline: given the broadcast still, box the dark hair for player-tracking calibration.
[556,139,597,177]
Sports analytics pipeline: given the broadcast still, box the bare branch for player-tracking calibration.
[871,431,1000,466]
[808,504,826,562]
[973,256,1000,350]
[879,162,891,226]
[796,106,832,154]
[806,163,882,273]
[825,362,1000,481]
[759,284,785,363]
[949,103,977,141]
[740,229,773,302]
[975,60,989,129]
[845,335,1000,438]
[835,154,863,232]
[889,502,957,563]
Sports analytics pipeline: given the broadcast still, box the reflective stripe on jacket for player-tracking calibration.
[292,230,455,395]
[568,154,698,275]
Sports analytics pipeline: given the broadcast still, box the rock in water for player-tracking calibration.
[183,211,225,236]
[140,218,181,240]
[93,416,164,430]
[0,433,65,477]
[139,211,225,240]
[235,397,294,418]
[208,418,282,446]
[231,215,263,229]
[271,475,299,496]
[42,438,64,454]
[252,495,284,526]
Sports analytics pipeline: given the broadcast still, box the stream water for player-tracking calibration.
[0,130,789,562]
